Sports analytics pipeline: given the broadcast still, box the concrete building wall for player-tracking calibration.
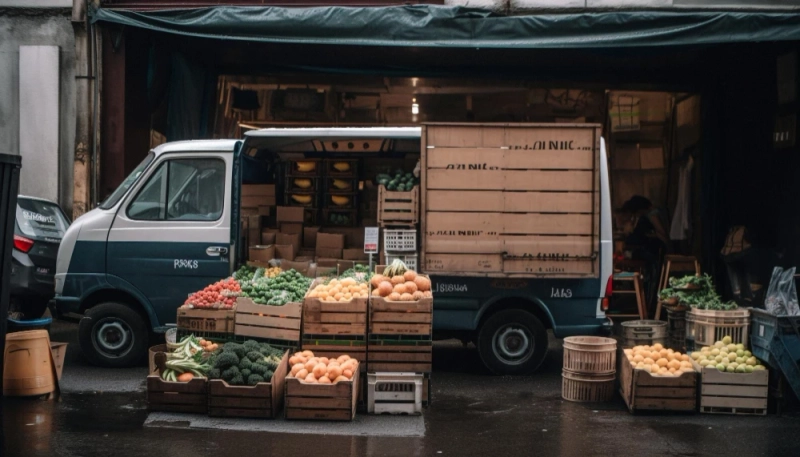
[0,9,76,214]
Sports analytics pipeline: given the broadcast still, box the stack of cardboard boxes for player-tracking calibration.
[241,184,276,256]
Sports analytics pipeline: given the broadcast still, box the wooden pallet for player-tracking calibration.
[369,294,433,336]
[234,297,303,346]
[285,368,359,421]
[146,372,207,414]
[378,185,419,227]
[694,361,768,416]
[619,358,697,413]
[177,308,236,335]
[207,350,289,419]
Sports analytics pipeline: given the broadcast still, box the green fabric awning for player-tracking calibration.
[92,5,800,49]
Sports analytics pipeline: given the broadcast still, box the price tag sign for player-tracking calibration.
[364,227,379,254]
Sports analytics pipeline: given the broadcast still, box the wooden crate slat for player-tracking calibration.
[236,314,301,331]
[236,297,303,319]
[286,377,356,398]
[370,323,431,335]
[426,147,594,170]
[700,406,767,416]
[146,372,208,414]
[367,351,432,363]
[634,386,696,398]
[371,312,432,324]
[368,362,433,372]
[425,169,593,192]
[370,300,433,313]
[701,395,768,409]
[177,308,236,334]
[235,325,301,342]
[303,323,368,335]
[286,397,353,409]
[631,397,698,411]
[234,298,303,343]
[701,384,769,398]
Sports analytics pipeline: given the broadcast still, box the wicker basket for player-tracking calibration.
[686,308,750,349]
[562,336,617,375]
[561,370,615,402]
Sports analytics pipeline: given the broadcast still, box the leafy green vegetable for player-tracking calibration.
[659,274,737,310]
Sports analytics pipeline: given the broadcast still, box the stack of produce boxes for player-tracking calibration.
[368,261,433,410]
[323,159,359,227]
[301,265,371,370]
[284,160,320,225]
[176,278,240,340]
[377,169,420,269]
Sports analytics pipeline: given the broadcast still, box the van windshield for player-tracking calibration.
[100,152,155,209]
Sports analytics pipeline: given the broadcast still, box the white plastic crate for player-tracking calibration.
[367,372,423,415]
[384,230,417,252]
[385,253,417,272]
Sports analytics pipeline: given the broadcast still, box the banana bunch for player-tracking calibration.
[294,178,312,189]
[332,179,351,190]
[291,194,313,205]
[333,162,351,172]
[331,195,351,206]
[295,161,316,173]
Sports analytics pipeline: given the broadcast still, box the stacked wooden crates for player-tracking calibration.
[323,159,359,227]
[367,278,433,409]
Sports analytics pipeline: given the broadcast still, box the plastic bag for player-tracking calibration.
[764,267,799,316]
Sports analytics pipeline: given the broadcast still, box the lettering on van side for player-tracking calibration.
[444,163,500,170]
[433,283,469,293]
[428,230,496,237]
[550,288,573,298]
[174,259,199,269]
[511,141,576,150]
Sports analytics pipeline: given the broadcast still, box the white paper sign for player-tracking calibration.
[364,227,379,254]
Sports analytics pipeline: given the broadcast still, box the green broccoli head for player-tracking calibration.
[223,342,246,359]
[241,368,252,378]
[263,370,274,381]
[207,368,221,379]
[239,357,253,370]
[246,351,263,363]
[229,374,245,386]
[264,359,279,372]
[214,351,240,369]
[249,363,268,376]
[243,340,260,351]
[221,365,240,382]
[246,374,265,386]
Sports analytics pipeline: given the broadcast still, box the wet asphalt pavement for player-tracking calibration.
[3,320,800,457]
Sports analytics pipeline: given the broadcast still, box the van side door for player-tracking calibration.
[106,152,233,328]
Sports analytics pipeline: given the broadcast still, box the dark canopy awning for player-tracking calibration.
[92,5,800,49]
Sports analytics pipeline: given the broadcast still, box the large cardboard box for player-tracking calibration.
[316,258,343,268]
[280,259,312,277]
[249,245,275,263]
[275,244,296,261]
[277,206,305,223]
[303,226,321,248]
[261,229,278,245]
[244,216,261,246]
[316,247,343,259]
[343,248,368,261]
[280,222,303,235]
[323,227,363,249]
[242,184,276,209]
[316,233,345,250]
[276,233,301,254]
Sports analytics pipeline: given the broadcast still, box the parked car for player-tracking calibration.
[10,195,71,319]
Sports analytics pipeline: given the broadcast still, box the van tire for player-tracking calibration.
[477,309,548,375]
[78,302,148,368]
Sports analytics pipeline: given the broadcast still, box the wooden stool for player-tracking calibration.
[655,255,701,320]
[608,272,647,320]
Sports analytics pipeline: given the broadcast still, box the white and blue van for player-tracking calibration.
[55,126,612,372]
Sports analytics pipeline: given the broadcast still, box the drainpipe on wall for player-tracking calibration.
[72,0,92,219]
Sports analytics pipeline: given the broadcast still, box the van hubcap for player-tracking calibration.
[93,318,133,357]
[493,325,533,366]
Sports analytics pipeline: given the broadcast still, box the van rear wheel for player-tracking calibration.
[78,303,147,367]
[477,309,548,375]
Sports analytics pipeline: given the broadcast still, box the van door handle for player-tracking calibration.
[206,246,228,256]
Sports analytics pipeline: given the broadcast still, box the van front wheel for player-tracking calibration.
[477,309,548,375]
[78,303,148,367]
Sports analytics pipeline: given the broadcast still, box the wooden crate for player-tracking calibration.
[177,308,235,335]
[378,185,419,226]
[694,362,768,416]
[619,358,697,413]
[369,295,433,336]
[285,368,359,421]
[303,280,368,336]
[234,297,302,346]
[207,350,289,419]
[146,372,207,414]
[367,338,432,373]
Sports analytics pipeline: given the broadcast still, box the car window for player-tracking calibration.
[127,158,225,222]
[16,198,70,240]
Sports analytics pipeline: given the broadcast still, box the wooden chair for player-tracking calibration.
[655,255,701,320]
[608,272,647,321]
